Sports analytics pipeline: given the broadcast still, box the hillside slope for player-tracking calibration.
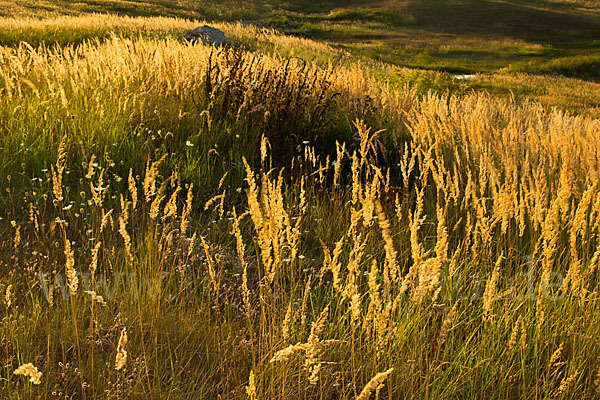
[3,0,600,75]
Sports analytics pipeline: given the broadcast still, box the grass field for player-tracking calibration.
[3,0,600,117]
[4,0,600,76]
[1,2,600,400]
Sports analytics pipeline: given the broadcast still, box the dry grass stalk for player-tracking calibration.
[366,259,382,335]
[333,141,345,188]
[180,183,194,235]
[331,237,345,292]
[376,201,399,282]
[204,191,226,213]
[300,278,311,327]
[200,236,218,293]
[305,305,329,385]
[520,319,528,350]
[270,342,309,363]
[356,368,394,400]
[549,343,564,369]
[162,174,182,220]
[232,207,251,316]
[85,290,107,306]
[351,151,360,205]
[402,185,426,296]
[89,241,102,278]
[282,301,292,342]
[143,155,166,202]
[118,195,133,261]
[100,208,113,234]
[85,154,96,180]
[13,225,20,250]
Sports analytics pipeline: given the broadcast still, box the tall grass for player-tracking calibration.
[1,14,600,400]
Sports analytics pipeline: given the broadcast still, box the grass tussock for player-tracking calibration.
[1,13,600,400]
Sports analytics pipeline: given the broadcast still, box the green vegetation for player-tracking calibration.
[2,0,600,115]
[3,0,600,75]
[507,52,600,82]
[472,72,600,118]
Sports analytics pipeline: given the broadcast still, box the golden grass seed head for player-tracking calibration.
[356,368,394,400]
[4,284,13,308]
[282,301,292,342]
[13,363,42,385]
[508,315,522,350]
[85,154,96,180]
[89,241,101,277]
[552,370,579,399]
[128,168,137,209]
[549,343,564,370]
[13,225,20,250]
[438,301,459,348]
[483,253,503,317]
[246,370,257,400]
[270,342,309,363]
[64,238,78,295]
[85,290,107,307]
[115,327,128,371]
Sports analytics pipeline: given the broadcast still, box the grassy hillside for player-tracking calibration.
[0,4,600,400]
[3,0,600,120]
[3,0,600,76]
[0,0,600,116]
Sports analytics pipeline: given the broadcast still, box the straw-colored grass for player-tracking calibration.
[1,13,600,400]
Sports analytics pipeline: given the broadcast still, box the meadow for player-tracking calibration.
[1,2,600,400]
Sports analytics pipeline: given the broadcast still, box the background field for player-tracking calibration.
[1,1,600,399]
[3,0,600,117]
[4,0,600,74]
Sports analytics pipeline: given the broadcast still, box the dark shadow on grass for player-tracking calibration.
[404,0,600,44]
[281,0,376,14]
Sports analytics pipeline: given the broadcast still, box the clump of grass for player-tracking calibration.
[196,47,342,158]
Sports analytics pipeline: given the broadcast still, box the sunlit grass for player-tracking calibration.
[3,0,600,76]
[1,11,600,400]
